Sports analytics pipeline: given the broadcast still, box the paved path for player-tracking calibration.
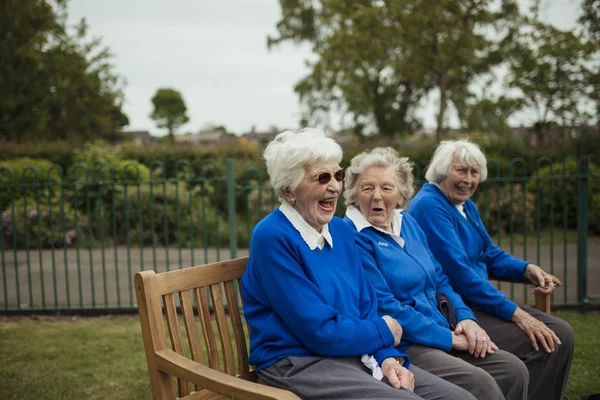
[1,240,598,310]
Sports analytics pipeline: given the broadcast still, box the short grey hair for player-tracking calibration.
[425,139,488,183]
[264,128,343,201]
[343,147,414,209]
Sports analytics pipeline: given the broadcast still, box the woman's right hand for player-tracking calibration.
[382,315,403,347]
[451,331,497,357]
[511,307,561,353]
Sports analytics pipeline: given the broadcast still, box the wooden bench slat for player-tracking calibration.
[210,283,236,376]
[224,279,249,376]
[195,287,220,370]
[164,293,191,397]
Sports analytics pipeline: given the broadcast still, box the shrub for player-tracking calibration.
[476,183,535,236]
[0,157,62,208]
[98,183,249,248]
[525,159,600,234]
[2,196,85,249]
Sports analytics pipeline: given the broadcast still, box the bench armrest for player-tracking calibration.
[488,273,560,314]
[155,349,301,400]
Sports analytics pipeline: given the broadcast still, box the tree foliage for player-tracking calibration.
[150,88,190,139]
[269,0,519,140]
[504,21,594,143]
[0,0,128,143]
[579,0,600,41]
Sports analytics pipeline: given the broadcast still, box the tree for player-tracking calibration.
[504,21,595,145]
[269,0,518,141]
[0,0,128,143]
[578,0,600,120]
[579,0,600,41]
[150,88,190,140]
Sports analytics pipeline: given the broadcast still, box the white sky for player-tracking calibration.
[67,0,583,136]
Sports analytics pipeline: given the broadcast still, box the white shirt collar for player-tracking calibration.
[279,202,333,250]
[346,206,404,247]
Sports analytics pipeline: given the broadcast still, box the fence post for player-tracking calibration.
[226,159,237,259]
[576,156,589,313]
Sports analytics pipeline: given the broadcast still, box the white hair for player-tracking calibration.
[344,147,414,209]
[264,128,343,201]
[425,139,488,183]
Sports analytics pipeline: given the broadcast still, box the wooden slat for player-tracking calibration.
[224,280,249,376]
[180,289,205,394]
[181,388,224,400]
[210,283,235,375]
[154,258,247,295]
[180,289,205,364]
[164,293,191,397]
[194,287,220,369]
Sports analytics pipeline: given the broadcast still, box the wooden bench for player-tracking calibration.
[134,257,300,400]
[134,257,556,400]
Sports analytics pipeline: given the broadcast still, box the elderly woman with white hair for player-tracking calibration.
[242,129,476,400]
[343,147,528,400]
[407,139,574,400]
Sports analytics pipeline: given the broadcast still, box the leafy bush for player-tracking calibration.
[0,157,62,208]
[525,159,600,234]
[476,183,535,236]
[95,183,250,248]
[2,196,85,249]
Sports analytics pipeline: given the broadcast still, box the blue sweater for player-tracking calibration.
[242,210,408,371]
[344,211,476,352]
[408,184,528,321]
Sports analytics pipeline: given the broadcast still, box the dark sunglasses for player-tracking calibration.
[316,169,345,185]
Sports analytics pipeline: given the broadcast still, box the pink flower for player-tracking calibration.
[29,209,38,218]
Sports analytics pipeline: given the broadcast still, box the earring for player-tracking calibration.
[290,197,296,205]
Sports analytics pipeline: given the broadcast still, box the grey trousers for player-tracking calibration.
[474,305,574,400]
[258,355,477,400]
[405,344,528,400]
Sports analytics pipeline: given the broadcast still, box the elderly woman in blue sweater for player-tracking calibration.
[407,139,573,400]
[242,129,474,400]
[343,147,528,400]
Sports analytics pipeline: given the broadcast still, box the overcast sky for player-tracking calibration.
[67,0,583,136]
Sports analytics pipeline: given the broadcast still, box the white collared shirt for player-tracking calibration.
[346,205,405,248]
[279,201,333,250]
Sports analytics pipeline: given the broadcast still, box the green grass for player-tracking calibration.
[0,312,599,399]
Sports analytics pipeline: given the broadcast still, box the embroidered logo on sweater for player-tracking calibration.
[378,241,388,247]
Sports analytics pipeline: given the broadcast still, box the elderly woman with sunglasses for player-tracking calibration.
[407,140,573,400]
[242,129,476,400]
[343,147,528,400]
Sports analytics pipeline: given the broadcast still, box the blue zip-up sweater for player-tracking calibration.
[242,210,409,371]
[408,183,528,321]
[344,210,476,353]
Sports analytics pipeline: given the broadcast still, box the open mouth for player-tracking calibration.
[456,186,470,193]
[319,198,336,212]
[371,207,384,213]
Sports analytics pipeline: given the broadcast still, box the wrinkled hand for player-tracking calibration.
[511,307,561,353]
[382,315,403,347]
[454,319,498,358]
[524,264,556,295]
[381,357,415,392]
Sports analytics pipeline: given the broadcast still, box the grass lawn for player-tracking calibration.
[1,311,599,400]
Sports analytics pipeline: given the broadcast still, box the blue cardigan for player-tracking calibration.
[408,183,528,321]
[242,210,408,371]
[344,211,476,352]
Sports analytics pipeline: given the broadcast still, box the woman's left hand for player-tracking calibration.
[381,358,415,392]
[455,319,498,358]
[524,264,556,294]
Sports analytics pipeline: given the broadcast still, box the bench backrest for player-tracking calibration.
[135,257,253,399]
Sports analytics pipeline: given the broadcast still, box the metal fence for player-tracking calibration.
[0,156,597,313]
